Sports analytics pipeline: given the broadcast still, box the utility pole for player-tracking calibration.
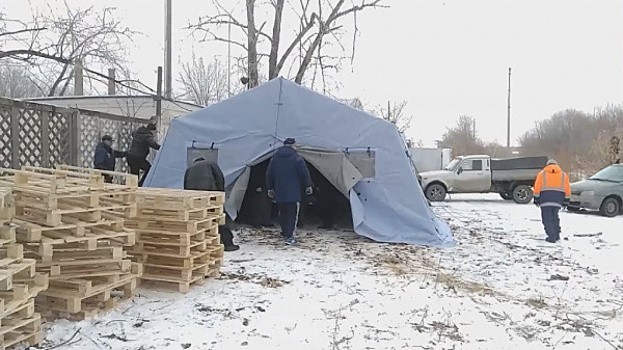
[227,22,231,98]
[164,0,173,99]
[107,68,116,95]
[156,67,163,132]
[74,59,84,95]
[507,67,512,148]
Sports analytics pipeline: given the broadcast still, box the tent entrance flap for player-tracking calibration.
[225,151,274,220]
[297,148,363,197]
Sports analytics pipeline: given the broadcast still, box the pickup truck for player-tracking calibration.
[419,155,548,204]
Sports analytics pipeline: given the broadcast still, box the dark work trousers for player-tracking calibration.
[127,156,151,187]
[540,206,561,240]
[278,202,300,238]
[219,214,235,247]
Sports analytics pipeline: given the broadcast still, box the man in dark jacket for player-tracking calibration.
[93,135,127,183]
[266,138,313,245]
[127,123,160,186]
[184,158,240,252]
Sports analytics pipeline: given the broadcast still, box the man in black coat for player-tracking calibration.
[127,123,160,186]
[184,158,240,252]
[266,138,313,245]
[93,135,127,183]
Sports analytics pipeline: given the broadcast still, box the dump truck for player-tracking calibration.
[419,155,548,204]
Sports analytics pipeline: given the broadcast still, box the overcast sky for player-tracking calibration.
[4,0,623,146]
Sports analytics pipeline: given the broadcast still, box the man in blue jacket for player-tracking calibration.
[93,135,127,183]
[266,138,313,245]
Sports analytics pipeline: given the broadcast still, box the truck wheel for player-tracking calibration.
[599,197,620,217]
[512,185,533,204]
[425,184,447,202]
[499,192,513,200]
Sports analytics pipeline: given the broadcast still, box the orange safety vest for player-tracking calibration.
[534,167,571,198]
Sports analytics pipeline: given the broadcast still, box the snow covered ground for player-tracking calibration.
[38,194,623,350]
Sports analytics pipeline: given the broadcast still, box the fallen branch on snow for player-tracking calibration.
[573,232,603,238]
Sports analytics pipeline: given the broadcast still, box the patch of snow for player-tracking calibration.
[39,194,623,350]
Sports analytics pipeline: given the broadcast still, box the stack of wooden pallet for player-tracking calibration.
[0,187,48,349]
[0,166,142,320]
[127,188,225,293]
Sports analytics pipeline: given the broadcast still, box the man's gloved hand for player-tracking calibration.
[533,197,540,207]
[306,186,313,195]
[563,198,570,208]
[267,189,274,199]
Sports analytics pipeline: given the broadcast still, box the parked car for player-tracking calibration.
[568,164,623,217]
[419,155,548,204]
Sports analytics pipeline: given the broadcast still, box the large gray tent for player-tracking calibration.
[144,78,454,246]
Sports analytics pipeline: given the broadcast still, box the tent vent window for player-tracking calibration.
[187,147,219,167]
[345,150,376,179]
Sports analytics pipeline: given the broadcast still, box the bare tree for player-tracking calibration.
[0,65,41,98]
[178,56,232,106]
[373,100,413,133]
[1,5,135,96]
[189,0,385,90]
[438,116,487,156]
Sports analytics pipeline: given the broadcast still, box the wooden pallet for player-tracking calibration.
[42,259,133,279]
[14,218,125,241]
[0,318,42,350]
[131,249,215,270]
[137,188,225,208]
[128,215,225,233]
[140,271,206,293]
[130,241,224,260]
[57,165,139,188]
[0,259,36,291]
[143,261,210,281]
[136,205,223,221]
[135,227,211,246]
[22,230,135,262]
[37,270,140,313]
[0,273,48,317]
[25,245,124,263]
[42,263,141,295]
[134,238,210,258]
[0,298,43,350]
[0,168,102,195]
[15,202,136,227]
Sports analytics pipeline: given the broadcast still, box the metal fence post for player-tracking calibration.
[10,106,20,169]
[41,111,50,168]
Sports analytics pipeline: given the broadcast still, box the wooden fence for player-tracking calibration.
[0,97,149,171]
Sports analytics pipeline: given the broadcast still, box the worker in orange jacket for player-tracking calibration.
[533,159,571,243]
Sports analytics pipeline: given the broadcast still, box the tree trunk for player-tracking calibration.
[246,0,259,88]
[269,0,285,80]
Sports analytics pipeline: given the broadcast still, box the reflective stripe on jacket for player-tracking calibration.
[533,164,571,207]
